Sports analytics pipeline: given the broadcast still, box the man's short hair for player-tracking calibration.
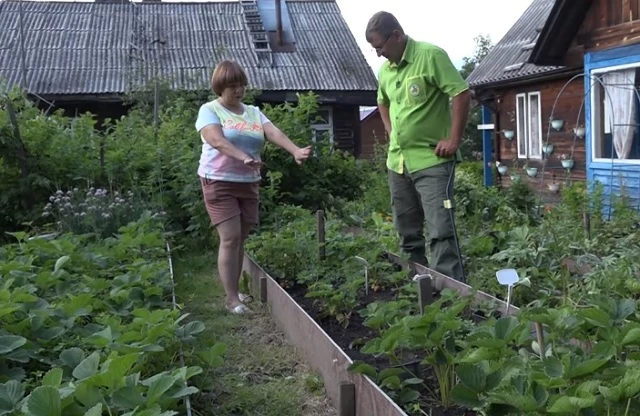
[365,11,404,42]
[211,60,248,95]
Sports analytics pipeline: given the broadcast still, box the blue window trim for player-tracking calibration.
[584,43,640,181]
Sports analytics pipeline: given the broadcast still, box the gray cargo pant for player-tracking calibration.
[388,161,464,281]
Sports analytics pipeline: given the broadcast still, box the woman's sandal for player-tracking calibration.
[239,293,253,303]
[226,303,250,314]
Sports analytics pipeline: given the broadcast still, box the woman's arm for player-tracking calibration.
[263,121,312,164]
[200,124,251,162]
[262,122,300,155]
[196,105,256,164]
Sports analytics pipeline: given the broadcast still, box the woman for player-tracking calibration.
[195,59,312,314]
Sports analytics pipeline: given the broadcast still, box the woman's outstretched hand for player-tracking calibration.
[294,146,312,165]
[243,157,263,169]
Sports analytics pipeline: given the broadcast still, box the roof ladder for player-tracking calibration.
[239,0,273,66]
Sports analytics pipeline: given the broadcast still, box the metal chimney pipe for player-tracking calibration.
[275,0,283,46]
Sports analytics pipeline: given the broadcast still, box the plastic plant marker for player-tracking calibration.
[353,256,370,296]
[496,268,520,315]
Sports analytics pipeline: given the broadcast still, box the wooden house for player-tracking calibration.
[359,106,387,159]
[468,0,640,210]
[0,0,378,156]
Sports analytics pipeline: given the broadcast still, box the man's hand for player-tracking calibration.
[294,146,313,165]
[435,138,461,158]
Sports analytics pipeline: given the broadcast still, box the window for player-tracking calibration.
[515,92,543,159]
[311,107,334,145]
[590,65,640,161]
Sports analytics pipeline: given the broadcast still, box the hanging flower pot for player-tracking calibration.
[503,130,515,140]
[542,144,554,155]
[573,126,585,138]
[526,167,538,177]
[561,159,574,170]
[550,119,564,131]
[510,174,521,182]
[497,165,508,175]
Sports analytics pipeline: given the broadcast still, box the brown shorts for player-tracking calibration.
[200,177,260,226]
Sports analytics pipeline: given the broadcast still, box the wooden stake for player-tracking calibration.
[259,276,267,303]
[416,274,433,314]
[317,210,325,261]
[338,382,355,416]
[583,211,591,239]
[535,322,545,361]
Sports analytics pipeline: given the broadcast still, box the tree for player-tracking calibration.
[458,34,494,161]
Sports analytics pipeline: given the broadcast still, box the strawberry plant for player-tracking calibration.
[0,214,224,415]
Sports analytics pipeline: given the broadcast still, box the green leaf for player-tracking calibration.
[0,380,24,409]
[566,358,609,379]
[100,353,140,389]
[72,352,100,381]
[547,395,596,413]
[42,368,63,388]
[60,348,85,369]
[347,362,377,378]
[494,316,519,341]
[402,378,423,385]
[25,386,61,416]
[0,335,26,354]
[54,256,70,273]
[378,367,404,380]
[580,308,610,328]
[146,375,175,406]
[74,383,102,408]
[621,328,640,346]
[168,386,199,399]
[451,384,482,408]
[456,363,487,392]
[112,386,144,409]
[84,403,102,416]
[397,388,420,404]
[87,327,113,347]
[544,357,563,378]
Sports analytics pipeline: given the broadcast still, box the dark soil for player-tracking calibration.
[282,255,478,416]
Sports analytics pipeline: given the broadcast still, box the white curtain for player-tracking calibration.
[602,68,636,159]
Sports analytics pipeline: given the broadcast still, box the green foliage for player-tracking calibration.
[0,214,225,415]
[1,87,367,247]
[259,92,365,221]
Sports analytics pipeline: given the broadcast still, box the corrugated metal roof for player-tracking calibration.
[466,0,565,89]
[0,0,377,96]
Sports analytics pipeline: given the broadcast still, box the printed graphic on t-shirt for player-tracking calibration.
[196,101,269,183]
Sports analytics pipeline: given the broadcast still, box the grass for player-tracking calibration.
[173,253,337,416]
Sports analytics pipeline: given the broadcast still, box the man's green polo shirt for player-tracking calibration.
[377,37,469,174]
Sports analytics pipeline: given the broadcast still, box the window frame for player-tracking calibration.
[515,91,543,160]
[589,61,640,164]
[310,106,334,145]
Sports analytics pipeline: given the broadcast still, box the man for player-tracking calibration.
[365,11,471,281]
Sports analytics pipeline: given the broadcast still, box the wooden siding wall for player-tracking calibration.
[331,104,360,155]
[495,77,586,195]
[567,0,640,65]
[360,112,388,159]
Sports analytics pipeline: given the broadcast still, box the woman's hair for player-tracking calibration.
[211,60,248,95]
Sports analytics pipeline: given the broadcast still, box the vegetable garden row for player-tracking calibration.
[0,214,225,416]
[244,185,640,416]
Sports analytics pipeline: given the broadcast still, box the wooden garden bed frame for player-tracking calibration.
[241,252,518,416]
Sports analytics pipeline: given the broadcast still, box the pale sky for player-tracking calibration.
[335,0,533,75]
